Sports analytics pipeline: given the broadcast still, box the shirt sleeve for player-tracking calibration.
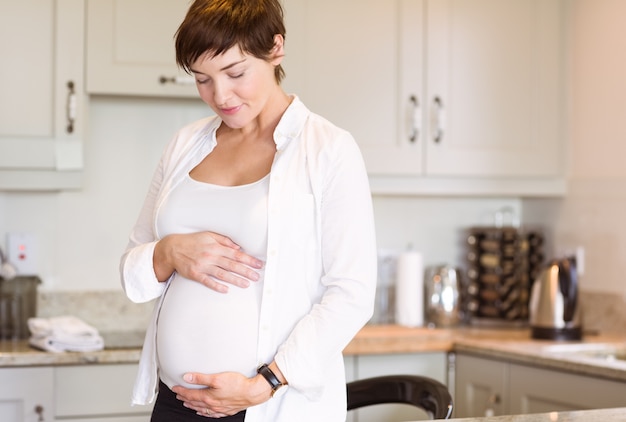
[119,151,168,303]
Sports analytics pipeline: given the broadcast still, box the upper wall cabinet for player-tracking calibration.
[0,0,85,191]
[282,0,566,196]
[86,0,198,98]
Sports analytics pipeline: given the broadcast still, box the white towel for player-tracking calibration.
[27,316,104,353]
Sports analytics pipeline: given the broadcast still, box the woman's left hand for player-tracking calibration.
[172,371,271,417]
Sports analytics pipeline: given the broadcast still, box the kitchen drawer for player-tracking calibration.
[55,364,153,418]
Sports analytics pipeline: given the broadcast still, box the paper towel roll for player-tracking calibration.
[395,250,424,327]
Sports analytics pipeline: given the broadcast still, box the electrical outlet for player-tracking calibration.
[6,233,37,276]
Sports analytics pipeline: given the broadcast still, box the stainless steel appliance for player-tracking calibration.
[529,256,582,340]
[0,275,40,340]
[425,264,462,326]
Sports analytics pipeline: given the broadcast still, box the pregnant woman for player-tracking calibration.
[119,0,377,421]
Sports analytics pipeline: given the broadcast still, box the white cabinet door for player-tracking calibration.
[283,0,565,194]
[86,0,198,98]
[455,354,508,417]
[0,367,54,422]
[425,0,563,177]
[456,353,626,417]
[509,363,626,414]
[55,364,153,419]
[282,0,425,176]
[0,0,85,190]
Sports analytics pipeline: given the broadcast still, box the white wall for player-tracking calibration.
[14,0,626,294]
[0,96,521,292]
[524,0,626,296]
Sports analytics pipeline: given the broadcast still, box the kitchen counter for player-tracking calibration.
[0,330,144,366]
[440,407,626,422]
[2,325,626,384]
[345,325,626,382]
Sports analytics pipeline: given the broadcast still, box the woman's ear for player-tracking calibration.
[270,34,285,65]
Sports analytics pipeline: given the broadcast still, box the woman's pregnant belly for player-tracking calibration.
[157,274,262,389]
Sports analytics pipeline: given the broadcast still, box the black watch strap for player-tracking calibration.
[257,363,284,394]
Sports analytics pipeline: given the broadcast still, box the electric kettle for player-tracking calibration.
[529,256,582,340]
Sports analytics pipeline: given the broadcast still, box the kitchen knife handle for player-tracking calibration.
[432,96,446,143]
[408,95,421,143]
[65,81,76,134]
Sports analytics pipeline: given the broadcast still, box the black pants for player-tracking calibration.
[151,380,246,422]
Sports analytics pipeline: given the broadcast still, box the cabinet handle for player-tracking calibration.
[432,96,446,143]
[408,95,421,143]
[159,75,196,85]
[35,404,44,421]
[65,81,76,134]
[485,393,500,417]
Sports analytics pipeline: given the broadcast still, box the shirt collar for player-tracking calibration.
[273,95,310,150]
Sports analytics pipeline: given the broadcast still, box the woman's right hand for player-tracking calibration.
[153,232,264,293]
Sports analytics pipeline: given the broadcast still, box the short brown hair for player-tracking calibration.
[175,0,286,83]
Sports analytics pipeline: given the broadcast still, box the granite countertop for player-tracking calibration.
[345,325,626,382]
[439,407,626,422]
[2,325,626,384]
[0,330,145,366]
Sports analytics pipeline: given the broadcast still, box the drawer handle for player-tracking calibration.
[159,75,196,86]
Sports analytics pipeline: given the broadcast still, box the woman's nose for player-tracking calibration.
[213,80,231,105]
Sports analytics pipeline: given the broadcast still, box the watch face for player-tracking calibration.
[272,385,288,398]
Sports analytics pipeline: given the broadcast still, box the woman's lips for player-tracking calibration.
[220,105,241,115]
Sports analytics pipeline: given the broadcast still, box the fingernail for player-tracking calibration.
[184,373,193,382]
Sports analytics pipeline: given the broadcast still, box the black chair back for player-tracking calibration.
[346,374,453,420]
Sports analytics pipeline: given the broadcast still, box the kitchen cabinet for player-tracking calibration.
[455,353,626,417]
[283,0,566,196]
[0,363,152,422]
[455,353,507,417]
[0,0,85,191]
[509,363,626,414]
[346,352,448,422]
[0,367,54,422]
[85,0,198,98]
[55,363,153,421]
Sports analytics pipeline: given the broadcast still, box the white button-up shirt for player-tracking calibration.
[120,97,377,422]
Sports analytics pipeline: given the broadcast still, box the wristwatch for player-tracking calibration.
[257,363,287,398]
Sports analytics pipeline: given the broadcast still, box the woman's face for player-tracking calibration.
[190,42,283,130]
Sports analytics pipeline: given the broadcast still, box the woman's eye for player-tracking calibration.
[196,79,209,85]
[230,72,244,79]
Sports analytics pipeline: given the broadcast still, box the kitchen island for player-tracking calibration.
[441,407,626,421]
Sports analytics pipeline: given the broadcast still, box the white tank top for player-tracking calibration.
[155,173,269,389]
